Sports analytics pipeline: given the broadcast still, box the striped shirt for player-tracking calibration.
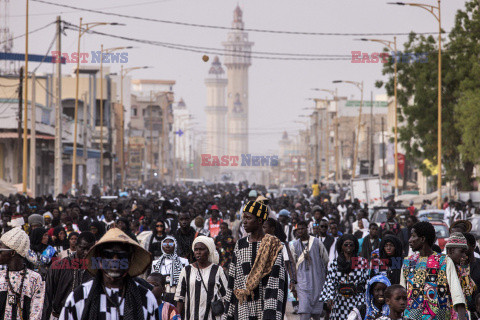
[59,279,158,320]
[175,264,227,320]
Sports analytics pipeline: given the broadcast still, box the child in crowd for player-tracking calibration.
[365,275,391,320]
[377,285,407,320]
[146,272,181,320]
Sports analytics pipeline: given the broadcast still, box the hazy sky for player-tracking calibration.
[7,0,468,154]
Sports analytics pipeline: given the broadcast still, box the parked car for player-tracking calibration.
[431,220,449,250]
[267,189,279,198]
[370,207,409,228]
[279,188,300,198]
[418,209,445,222]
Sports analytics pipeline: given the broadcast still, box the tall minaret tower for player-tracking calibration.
[205,56,228,156]
[222,5,253,156]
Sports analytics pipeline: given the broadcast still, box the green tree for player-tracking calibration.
[376,0,480,190]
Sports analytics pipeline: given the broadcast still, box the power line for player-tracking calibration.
[33,0,443,37]
[62,23,352,61]
[0,21,55,45]
[10,0,173,17]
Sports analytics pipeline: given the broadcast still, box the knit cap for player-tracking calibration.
[0,227,30,257]
[28,213,44,227]
[446,232,468,249]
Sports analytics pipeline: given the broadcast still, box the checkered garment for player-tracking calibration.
[58,279,159,320]
[319,257,370,320]
[222,237,286,320]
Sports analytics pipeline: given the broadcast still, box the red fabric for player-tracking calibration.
[208,218,223,238]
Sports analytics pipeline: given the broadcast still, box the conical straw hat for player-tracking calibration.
[85,227,152,277]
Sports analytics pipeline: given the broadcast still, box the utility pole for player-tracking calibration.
[29,73,36,197]
[369,91,373,176]
[314,111,319,180]
[149,91,153,180]
[324,102,329,179]
[381,117,385,178]
[17,67,23,183]
[54,16,62,196]
[82,92,88,193]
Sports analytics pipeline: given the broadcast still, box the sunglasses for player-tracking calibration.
[343,243,355,247]
[156,225,165,228]
[312,223,319,227]
[101,249,130,260]
[320,225,328,228]
[162,242,175,247]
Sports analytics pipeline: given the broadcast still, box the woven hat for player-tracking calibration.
[450,220,472,233]
[85,227,152,277]
[243,201,268,221]
[28,214,44,227]
[0,227,30,258]
[446,232,468,249]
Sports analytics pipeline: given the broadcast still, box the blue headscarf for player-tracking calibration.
[365,274,391,320]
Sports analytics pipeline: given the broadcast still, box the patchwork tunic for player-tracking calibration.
[0,268,45,320]
[223,237,286,320]
[319,257,370,320]
[400,252,466,320]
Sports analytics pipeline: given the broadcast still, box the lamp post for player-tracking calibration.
[99,45,132,194]
[358,37,398,196]
[119,65,151,191]
[22,0,29,194]
[71,19,122,196]
[389,1,442,207]
[333,80,364,179]
[312,88,340,182]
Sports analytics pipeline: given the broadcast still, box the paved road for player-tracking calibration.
[285,303,299,320]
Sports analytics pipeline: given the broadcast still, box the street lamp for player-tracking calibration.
[358,37,399,197]
[99,45,133,194]
[388,1,442,207]
[71,18,123,196]
[119,65,152,190]
[333,80,364,179]
[312,88,340,182]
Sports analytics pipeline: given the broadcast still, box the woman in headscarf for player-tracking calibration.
[29,226,56,279]
[144,219,167,259]
[319,234,370,320]
[175,236,227,320]
[151,236,189,304]
[90,221,106,241]
[52,225,69,253]
[373,234,403,284]
[365,274,391,320]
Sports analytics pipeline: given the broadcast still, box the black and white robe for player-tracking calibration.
[223,236,286,320]
[175,263,227,320]
[58,279,159,320]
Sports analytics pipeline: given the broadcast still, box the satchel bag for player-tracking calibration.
[197,263,225,317]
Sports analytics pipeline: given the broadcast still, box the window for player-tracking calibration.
[41,110,51,125]
[132,108,138,117]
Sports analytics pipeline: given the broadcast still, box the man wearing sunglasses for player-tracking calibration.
[316,220,335,254]
[59,228,159,320]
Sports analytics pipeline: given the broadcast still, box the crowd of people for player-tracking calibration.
[0,181,479,320]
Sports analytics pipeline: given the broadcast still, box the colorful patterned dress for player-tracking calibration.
[451,264,476,320]
[402,252,452,320]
